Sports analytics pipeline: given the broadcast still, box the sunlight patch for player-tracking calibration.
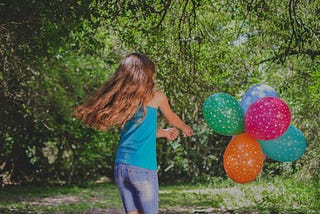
[22,196,79,206]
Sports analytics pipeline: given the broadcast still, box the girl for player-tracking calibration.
[73,53,193,214]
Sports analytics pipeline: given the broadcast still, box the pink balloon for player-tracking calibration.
[245,97,291,140]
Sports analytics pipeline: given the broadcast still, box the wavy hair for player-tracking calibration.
[73,53,156,130]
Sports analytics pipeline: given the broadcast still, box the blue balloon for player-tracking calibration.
[258,125,307,162]
[240,84,278,113]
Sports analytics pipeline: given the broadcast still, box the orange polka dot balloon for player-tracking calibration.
[223,133,264,184]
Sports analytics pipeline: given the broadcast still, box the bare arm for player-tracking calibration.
[157,91,193,137]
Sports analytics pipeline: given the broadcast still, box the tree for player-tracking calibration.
[1,0,319,184]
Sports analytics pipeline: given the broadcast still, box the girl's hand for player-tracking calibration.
[163,128,180,140]
[182,125,193,137]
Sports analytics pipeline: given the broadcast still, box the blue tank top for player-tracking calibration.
[115,106,158,170]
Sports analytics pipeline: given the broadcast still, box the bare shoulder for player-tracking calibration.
[147,90,167,108]
[154,90,166,100]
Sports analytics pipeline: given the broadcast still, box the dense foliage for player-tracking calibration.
[0,0,319,185]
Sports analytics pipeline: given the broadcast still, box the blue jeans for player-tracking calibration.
[114,163,159,214]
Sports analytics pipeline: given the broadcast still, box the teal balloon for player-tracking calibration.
[203,93,245,136]
[258,125,307,162]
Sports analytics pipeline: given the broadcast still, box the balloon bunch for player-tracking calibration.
[203,84,307,184]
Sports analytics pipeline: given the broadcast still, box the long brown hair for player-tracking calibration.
[73,53,156,130]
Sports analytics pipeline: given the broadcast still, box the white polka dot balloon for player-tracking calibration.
[240,84,278,113]
[244,97,291,140]
[223,133,264,184]
[258,125,307,162]
[203,93,244,136]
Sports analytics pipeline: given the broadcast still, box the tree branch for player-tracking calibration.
[156,0,172,28]
[258,48,320,64]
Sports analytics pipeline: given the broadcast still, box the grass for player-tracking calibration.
[0,176,319,213]
[0,182,122,213]
[160,176,319,213]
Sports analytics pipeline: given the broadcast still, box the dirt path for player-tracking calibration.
[79,208,260,214]
[15,186,272,214]
[85,208,266,214]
